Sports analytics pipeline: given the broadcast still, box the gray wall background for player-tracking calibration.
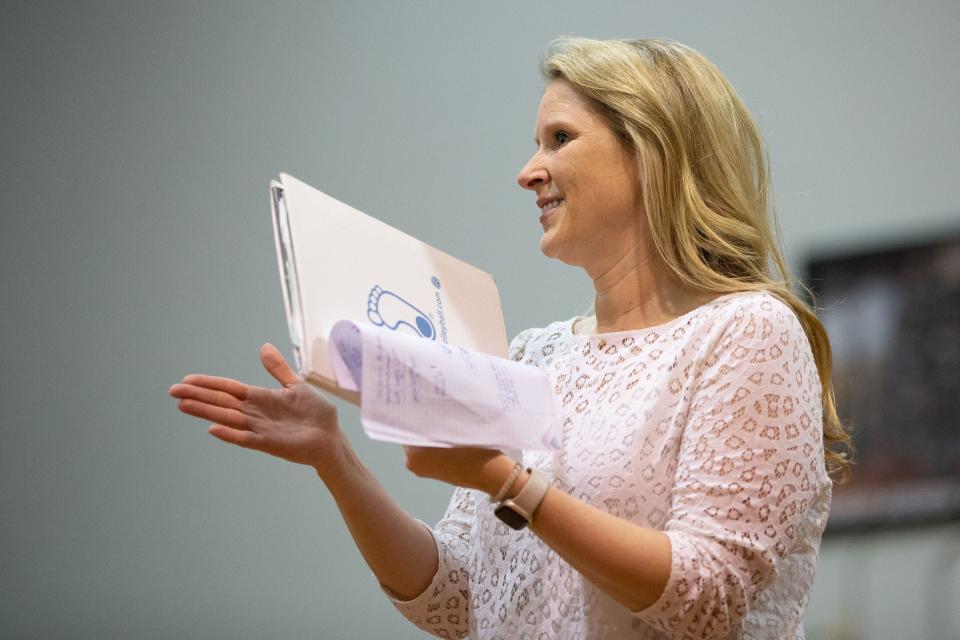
[2,1,959,638]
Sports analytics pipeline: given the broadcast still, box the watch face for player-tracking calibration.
[494,504,528,530]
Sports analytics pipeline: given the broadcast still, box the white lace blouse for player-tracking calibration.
[378,291,833,639]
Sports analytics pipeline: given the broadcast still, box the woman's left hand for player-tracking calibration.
[402,445,514,495]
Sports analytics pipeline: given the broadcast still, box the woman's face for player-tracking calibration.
[517,80,646,271]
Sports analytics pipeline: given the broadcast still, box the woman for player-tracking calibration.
[170,37,852,639]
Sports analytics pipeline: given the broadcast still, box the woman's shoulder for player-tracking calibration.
[697,290,818,387]
[702,289,806,341]
[507,318,575,363]
[703,288,794,316]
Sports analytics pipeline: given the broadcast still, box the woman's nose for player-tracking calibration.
[517,155,547,191]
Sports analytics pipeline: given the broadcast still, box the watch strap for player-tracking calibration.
[497,468,550,526]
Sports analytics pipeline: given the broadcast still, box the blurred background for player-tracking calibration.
[2,1,958,638]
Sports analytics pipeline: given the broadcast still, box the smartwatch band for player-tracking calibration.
[494,468,551,530]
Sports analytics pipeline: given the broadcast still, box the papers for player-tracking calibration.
[328,320,562,452]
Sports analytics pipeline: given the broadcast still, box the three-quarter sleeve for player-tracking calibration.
[631,297,831,639]
[378,485,479,639]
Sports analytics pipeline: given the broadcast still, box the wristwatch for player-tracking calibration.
[494,467,551,530]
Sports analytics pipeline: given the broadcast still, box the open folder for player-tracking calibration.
[269,173,509,407]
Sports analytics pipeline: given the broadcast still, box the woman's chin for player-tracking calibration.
[539,213,566,258]
[539,234,559,258]
[539,233,570,263]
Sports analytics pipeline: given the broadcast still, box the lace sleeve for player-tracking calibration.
[631,296,830,639]
[378,486,479,639]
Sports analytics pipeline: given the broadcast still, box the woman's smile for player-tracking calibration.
[539,199,563,223]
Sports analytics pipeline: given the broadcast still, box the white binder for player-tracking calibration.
[269,173,508,406]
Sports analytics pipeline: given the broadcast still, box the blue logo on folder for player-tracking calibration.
[367,285,437,340]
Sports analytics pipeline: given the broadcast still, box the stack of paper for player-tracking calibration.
[329,320,561,451]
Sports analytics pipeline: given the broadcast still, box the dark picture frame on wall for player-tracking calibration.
[804,229,960,534]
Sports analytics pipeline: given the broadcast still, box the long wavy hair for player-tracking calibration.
[541,36,853,482]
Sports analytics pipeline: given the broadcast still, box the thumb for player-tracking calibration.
[260,343,301,387]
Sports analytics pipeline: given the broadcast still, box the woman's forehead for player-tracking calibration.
[540,80,585,110]
[535,82,602,135]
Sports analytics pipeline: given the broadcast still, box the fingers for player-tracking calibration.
[175,397,248,429]
[169,382,245,412]
[207,424,264,450]
[260,343,301,387]
[176,374,249,401]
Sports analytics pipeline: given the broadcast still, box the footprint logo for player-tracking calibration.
[367,285,437,340]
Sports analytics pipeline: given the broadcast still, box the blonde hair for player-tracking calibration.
[541,36,853,482]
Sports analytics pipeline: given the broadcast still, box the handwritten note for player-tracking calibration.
[329,320,561,451]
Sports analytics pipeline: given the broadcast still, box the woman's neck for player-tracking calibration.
[580,253,717,336]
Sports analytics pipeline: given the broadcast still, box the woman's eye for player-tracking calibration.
[555,131,570,145]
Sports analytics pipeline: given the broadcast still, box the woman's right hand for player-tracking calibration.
[169,343,345,473]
